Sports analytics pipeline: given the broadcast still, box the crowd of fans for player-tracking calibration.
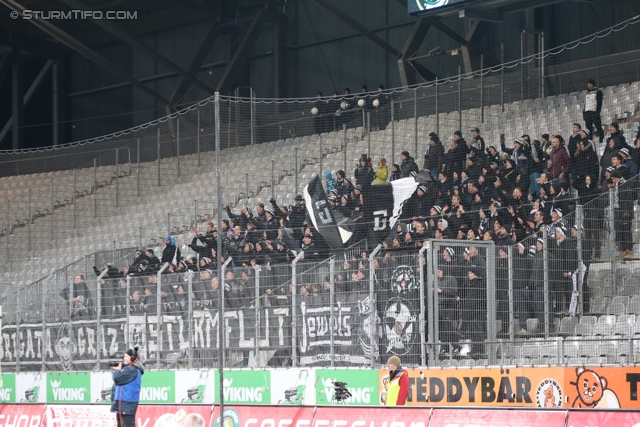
[60,79,640,359]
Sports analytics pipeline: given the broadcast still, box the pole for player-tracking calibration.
[294,147,298,194]
[253,265,260,366]
[41,277,47,370]
[507,246,514,341]
[176,119,181,178]
[139,226,142,249]
[187,270,194,369]
[115,148,119,208]
[167,213,171,236]
[125,275,131,349]
[576,205,584,315]
[50,178,54,240]
[413,89,418,156]
[419,244,429,367]
[156,262,170,369]
[157,127,161,187]
[6,199,10,236]
[96,267,109,369]
[540,32,545,99]
[367,112,371,155]
[52,61,59,146]
[271,161,275,199]
[368,245,382,368]
[136,138,140,198]
[291,251,304,367]
[343,123,347,173]
[391,100,395,163]
[486,242,497,365]
[501,43,505,113]
[93,158,97,219]
[480,54,484,124]
[435,78,439,136]
[521,31,525,102]
[458,66,462,133]
[28,189,31,252]
[329,257,335,367]
[250,88,255,146]
[73,169,77,229]
[245,174,249,206]
[215,93,226,420]
[194,200,199,226]
[542,226,549,338]
[197,109,201,168]
[319,135,323,176]
[608,188,617,293]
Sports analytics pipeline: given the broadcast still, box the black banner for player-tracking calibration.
[297,292,378,367]
[0,307,290,371]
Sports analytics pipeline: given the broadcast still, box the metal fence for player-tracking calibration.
[2,17,640,371]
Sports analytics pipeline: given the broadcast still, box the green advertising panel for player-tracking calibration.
[0,374,16,402]
[216,370,270,404]
[47,372,91,403]
[139,371,176,403]
[315,369,378,406]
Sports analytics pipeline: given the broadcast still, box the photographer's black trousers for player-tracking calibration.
[117,414,135,427]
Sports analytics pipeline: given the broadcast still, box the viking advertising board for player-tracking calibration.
[0,374,16,403]
[314,369,379,406]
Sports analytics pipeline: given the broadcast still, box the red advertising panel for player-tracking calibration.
[567,410,640,427]
[430,409,567,427]
[221,405,431,427]
[0,404,46,427]
[315,406,431,426]
[212,406,317,427]
[45,405,114,427]
[136,405,214,427]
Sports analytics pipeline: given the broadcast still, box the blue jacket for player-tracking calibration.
[111,360,144,415]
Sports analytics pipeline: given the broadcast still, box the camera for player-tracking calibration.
[109,361,121,368]
[332,381,352,402]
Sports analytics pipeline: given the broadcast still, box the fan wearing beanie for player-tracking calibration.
[384,355,408,406]
[111,346,144,427]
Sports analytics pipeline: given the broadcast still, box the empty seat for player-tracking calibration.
[557,317,578,336]
[592,323,612,336]
[574,323,593,336]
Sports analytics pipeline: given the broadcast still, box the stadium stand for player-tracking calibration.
[2,22,640,370]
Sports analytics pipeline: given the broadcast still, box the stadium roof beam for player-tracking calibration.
[398,18,437,86]
[460,19,491,74]
[425,17,468,46]
[309,0,401,57]
[273,11,288,98]
[0,0,168,104]
[60,0,216,97]
[215,8,270,95]
[0,31,62,59]
[167,23,220,109]
[0,59,52,145]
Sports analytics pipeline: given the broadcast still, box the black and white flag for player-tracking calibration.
[303,175,357,253]
[362,178,419,242]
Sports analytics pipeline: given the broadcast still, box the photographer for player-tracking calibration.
[111,347,144,427]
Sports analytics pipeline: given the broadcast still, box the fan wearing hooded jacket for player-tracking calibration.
[161,236,181,266]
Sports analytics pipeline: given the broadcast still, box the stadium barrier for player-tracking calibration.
[0,365,639,408]
[0,401,639,427]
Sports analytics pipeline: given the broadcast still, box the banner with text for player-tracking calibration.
[1,307,290,371]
